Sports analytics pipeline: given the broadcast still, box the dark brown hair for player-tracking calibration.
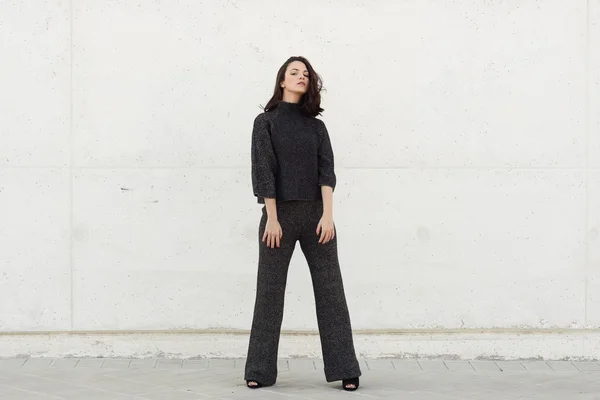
[263,56,324,117]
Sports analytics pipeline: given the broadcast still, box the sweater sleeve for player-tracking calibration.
[317,120,337,191]
[251,114,277,199]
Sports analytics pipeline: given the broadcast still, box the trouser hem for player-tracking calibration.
[324,368,362,383]
[243,374,277,387]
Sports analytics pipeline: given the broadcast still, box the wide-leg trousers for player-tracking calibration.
[244,200,362,386]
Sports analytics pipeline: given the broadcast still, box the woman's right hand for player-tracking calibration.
[262,218,283,248]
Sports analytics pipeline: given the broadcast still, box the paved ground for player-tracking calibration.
[0,358,599,399]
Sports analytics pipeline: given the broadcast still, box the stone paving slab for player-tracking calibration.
[418,359,449,371]
[49,359,79,369]
[183,359,209,369]
[365,359,395,370]
[288,359,316,370]
[523,360,554,372]
[496,360,527,372]
[574,361,600,371]
[0,358,599,399]
[75,358,104,368]
[469,360,501,372]
[444,360,475,371]
[102,359,132,369]
[392,359,422,371]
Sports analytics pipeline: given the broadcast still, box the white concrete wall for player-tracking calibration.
[1,0,599,358]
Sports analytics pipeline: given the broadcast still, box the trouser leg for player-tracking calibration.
[299,215,362,382]
[244,208,296,386]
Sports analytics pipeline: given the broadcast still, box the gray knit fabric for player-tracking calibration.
[251,101,336,204]
[244,200,362,386]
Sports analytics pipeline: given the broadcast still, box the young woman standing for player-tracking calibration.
[244,56,361,391]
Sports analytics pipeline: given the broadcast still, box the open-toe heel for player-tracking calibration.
[342,377,359,391]
[246,380,263,389]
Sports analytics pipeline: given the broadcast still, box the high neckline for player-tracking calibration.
[277,101,302,114]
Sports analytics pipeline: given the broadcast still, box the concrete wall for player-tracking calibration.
[1,0,599,358]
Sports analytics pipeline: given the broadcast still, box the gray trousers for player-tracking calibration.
[244,200,362,386]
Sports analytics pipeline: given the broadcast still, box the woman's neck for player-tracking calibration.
[282,92,302,103]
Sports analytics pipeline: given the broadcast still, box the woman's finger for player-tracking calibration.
[276,233,280,248]
[327,230,333,243]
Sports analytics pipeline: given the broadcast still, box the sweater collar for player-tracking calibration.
[277,101,303,115]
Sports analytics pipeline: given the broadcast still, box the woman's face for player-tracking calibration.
[280,61,309,95]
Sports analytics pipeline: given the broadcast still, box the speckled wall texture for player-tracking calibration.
[0,0,599,353]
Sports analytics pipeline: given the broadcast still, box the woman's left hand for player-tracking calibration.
[316,215,335,244]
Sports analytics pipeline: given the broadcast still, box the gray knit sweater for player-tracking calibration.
[251,101,336,204]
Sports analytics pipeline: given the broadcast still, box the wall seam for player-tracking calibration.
[584,0,591,327]
[69,0,75,331]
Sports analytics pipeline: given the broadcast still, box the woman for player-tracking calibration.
[244,56,362,391]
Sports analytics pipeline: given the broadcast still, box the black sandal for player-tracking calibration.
[246,380,263,389]
[342,377,359,391]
